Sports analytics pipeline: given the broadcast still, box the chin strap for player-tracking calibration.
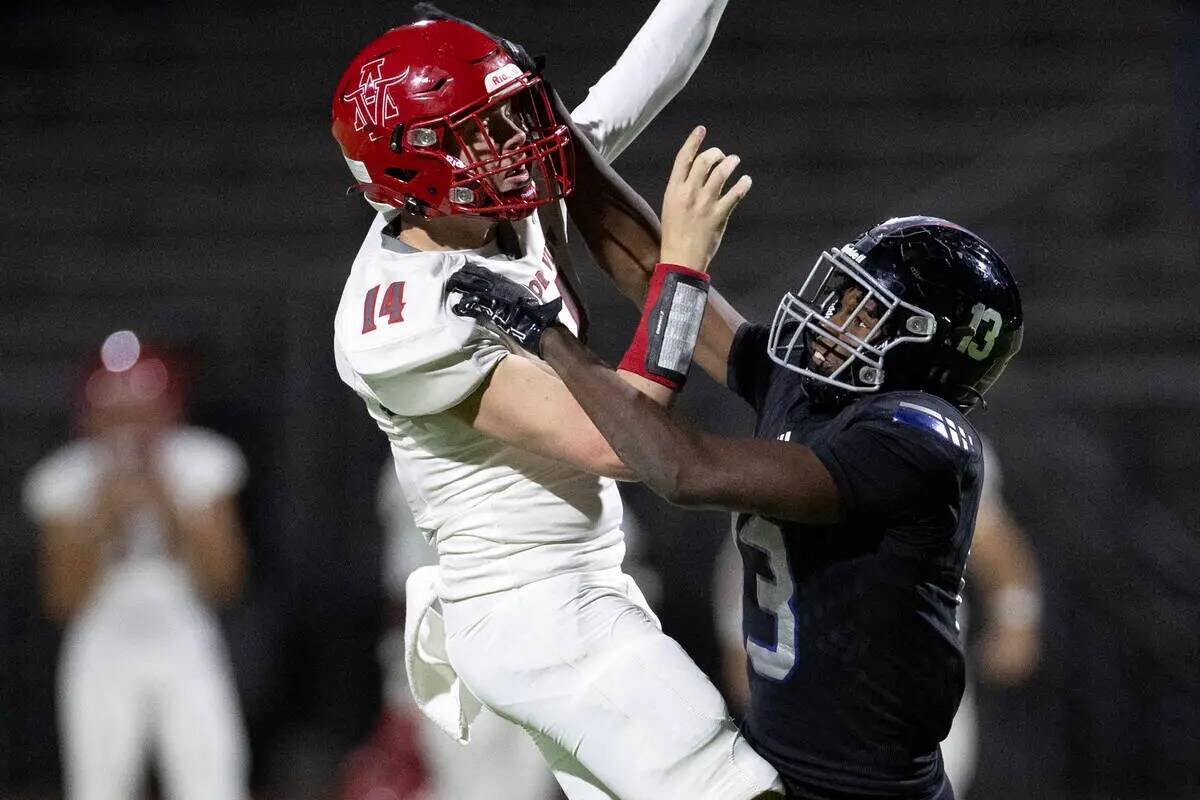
[955,383,989,413]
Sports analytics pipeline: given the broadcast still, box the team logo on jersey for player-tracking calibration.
[893,401,974,451]
[345,59,410,139]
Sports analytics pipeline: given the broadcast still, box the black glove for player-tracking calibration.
[448,264,563,355]
[413,3,545,74]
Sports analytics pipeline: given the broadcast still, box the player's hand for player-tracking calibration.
[659,126,752,273]
[448,264,564,356]
[94,467,155,537]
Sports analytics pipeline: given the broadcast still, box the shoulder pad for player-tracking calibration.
[23,440,96,522]
[335,250,474,378]
[848,391,978,455]
[163,427,248,507]
[890,399,976,454]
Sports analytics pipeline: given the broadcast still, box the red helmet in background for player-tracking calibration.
[331,19,573,220]
[76,330,184,437]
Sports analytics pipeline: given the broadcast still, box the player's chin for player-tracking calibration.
[492,178,540,208]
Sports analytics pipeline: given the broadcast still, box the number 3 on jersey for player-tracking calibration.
[362,282,406,333]
[739,517,798,680]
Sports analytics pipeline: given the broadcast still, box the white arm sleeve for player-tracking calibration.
[569,0,730,164]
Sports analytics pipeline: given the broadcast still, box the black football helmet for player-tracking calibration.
[767,216,1022,412]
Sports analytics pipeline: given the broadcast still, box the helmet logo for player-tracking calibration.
[345,59,411,140]
[483,63,523,94]
[842,245,866,264]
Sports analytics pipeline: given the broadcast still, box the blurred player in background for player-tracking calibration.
[22,330,250,800]
[939,435,1042,794]
[447,125,1024,799]
[330,4,783,798]
[714,434,1042,795]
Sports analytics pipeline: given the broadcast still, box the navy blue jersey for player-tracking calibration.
[727,323,982,799]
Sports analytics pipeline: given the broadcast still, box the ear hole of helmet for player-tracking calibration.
[385,168,419,182]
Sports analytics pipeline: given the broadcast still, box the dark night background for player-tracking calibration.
[2,1,1198,798]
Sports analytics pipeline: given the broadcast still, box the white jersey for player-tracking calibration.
[335,0,731,602]
[335,214,625,600]
[22,427,246,627]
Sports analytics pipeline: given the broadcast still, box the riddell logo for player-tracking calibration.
[345,59,410,140]
[484,63,523,94]
[843,246,866,264]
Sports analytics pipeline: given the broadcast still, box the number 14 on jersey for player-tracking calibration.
[363,282,407,333]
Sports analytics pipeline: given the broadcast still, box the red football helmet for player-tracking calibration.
[331,20,573,220]
[75,330,184,437]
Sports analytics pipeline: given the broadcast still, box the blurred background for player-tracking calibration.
[2,1,1198,798]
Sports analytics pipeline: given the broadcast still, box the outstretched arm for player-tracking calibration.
[570,0,731,163]
[539,328,839,523]
[562,120,750,386]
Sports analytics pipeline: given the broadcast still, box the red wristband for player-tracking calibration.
[619,263,711,390]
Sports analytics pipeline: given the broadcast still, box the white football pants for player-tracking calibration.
[417,704,554,800]
[440,569,781,800]
[58,611,248,800]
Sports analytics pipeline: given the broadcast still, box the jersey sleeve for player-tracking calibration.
[22,443,95,523]
[569,0,729,163]
[336,256,512,417]
[726,322,775,412]
[349,324,510,417]
[809,403,973,533]
[165,428,248,510]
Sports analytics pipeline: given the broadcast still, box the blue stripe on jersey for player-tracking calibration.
[892,402,951,443]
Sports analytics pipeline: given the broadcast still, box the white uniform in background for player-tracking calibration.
[334,2,781,798]
[940,437,1007,796]
[22,428,249,800]
[377,466,555,800]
